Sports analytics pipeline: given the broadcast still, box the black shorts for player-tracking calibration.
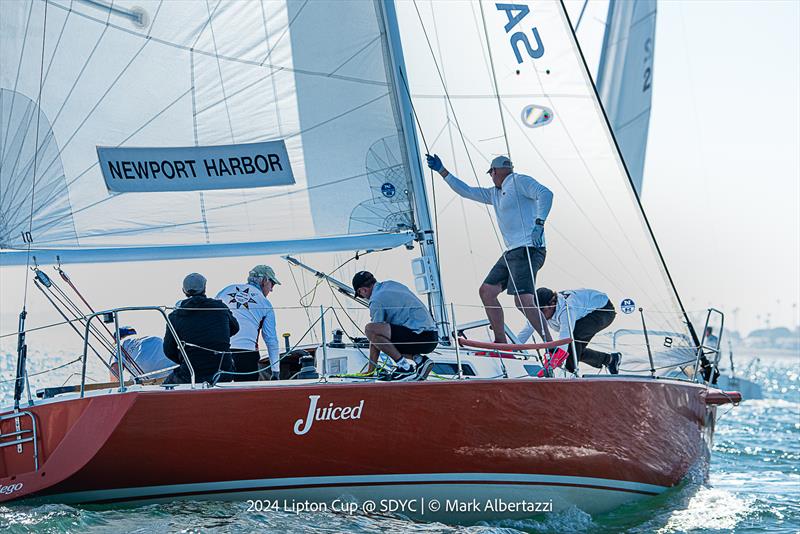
[483,246,546,295]
[390,324,438,355]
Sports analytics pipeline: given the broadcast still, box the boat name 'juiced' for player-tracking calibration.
[293,395,364,435]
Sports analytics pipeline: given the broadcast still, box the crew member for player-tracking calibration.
[217,265,281,381]
[163,273,240,384]
[426,153,553,344]
[352,271,437,381]
[519,287,621,374]
[110,326,174,381]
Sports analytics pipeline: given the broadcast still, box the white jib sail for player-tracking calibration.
[395,0,695,370]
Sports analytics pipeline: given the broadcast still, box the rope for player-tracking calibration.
[20,1,48,312]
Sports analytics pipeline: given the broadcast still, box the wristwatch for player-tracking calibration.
[535,218,545,226]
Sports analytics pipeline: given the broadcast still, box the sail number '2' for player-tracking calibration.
[496,3,544,64]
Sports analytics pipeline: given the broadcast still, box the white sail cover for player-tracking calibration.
[0,0,415,263]
[395,0,695,360]
[594,0,656,195]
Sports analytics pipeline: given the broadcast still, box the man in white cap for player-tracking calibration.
[426,153,553,344]
[216,265,281,381]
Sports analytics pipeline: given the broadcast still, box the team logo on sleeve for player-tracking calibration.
[227,286,257,309]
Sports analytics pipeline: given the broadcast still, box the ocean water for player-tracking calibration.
[0,350,797,533]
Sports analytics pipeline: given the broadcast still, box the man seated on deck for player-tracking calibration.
[518,287,621,375]
[109,326,174,381]
[162,273,240,385]
[216,265,281,382]
[352,271,438,381]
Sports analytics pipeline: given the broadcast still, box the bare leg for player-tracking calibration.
[479,283,507,343]
[367,342,380,373]
[365,323,403,369]
[515,293,551,342]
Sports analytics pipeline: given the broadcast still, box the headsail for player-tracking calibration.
[395,0,695,364]
[0,0,416,264]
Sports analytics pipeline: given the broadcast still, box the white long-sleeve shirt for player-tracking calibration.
[216,283,280,373]
[517,289,610,351]
[443,171,553,250]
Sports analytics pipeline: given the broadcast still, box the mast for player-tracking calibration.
[378,0,450,342]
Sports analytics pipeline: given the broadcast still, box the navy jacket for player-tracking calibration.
[163,295,239,383]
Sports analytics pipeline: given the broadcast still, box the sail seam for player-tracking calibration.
[41,0,389,89]
[0,1,34,165]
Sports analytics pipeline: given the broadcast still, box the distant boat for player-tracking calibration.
[715,344,763,400]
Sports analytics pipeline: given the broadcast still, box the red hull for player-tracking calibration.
[0,378,722,517]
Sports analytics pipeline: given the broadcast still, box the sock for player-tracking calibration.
[396,358,413,371]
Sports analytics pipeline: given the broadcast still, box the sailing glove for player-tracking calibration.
[530,219,545,247]
[425,154,443,172]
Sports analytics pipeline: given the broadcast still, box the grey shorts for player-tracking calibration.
[483,246,546,295]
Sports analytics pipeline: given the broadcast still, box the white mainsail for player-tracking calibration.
[0,0,416,264]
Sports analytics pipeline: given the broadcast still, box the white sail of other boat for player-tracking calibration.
[568,0,657,195]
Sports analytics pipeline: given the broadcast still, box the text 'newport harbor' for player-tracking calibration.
[97,140,295,193]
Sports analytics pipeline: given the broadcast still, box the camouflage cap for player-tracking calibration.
[249,265,281,285]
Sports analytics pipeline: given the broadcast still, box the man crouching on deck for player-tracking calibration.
[352,271,438,381]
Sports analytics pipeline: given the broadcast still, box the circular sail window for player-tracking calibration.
[521,104,554,128]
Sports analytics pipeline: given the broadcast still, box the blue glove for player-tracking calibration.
[531,220,545,247]
[425,153,443,172]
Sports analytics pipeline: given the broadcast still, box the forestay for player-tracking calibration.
[0,0,415,263]
[395,0,696,370]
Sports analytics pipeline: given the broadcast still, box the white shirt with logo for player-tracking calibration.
[517,289,610,350]
[216,283,280,373]
[444,172,553,250]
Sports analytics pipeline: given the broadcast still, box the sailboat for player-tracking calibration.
[0,0,739,521]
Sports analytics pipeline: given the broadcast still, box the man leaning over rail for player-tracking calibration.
[518,287,621,375]
[352,271,437,381]
[426,153,553,344]
[163,273,240,384]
